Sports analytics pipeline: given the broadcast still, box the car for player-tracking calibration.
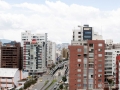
[54,85,57,89]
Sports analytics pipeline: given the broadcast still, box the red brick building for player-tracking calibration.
[69,40,105,90]
[68,25,105,90]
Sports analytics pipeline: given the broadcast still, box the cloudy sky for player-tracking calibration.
[0,0,120,43]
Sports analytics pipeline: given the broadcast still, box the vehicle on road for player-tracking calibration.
[39,78,42,82]
[54,85,57,89]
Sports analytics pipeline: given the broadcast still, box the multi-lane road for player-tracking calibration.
[31,61,68,90]
[31,75,52,90]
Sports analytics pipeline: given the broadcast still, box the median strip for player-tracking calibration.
[45,79,57,90]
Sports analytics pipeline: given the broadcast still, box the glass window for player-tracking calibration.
[77,79,81,82]
[98,54,102,57]
[85,32,91,34]
[98,43,102,46]
[77,74,81,77]
[77,59,81,62]
[77,49,81,52]
[77,84,81,87]
[77,69,81,72]
[98,69,102,72]
[84,36,91,38]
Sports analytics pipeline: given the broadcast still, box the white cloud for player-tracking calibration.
[0,1,120,43]
[0,1,11,9]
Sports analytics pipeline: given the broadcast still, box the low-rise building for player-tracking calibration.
[0,68,28,90]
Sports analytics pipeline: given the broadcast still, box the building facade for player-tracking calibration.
[21,31,47,75]
[0,68,28,90]
[61,48,68,59]
[47,41,56,67]
[1,41,23,70]
[0,41,2,67]
[69,24,105,90]
[116,55,120,89]
[105,49,120,82]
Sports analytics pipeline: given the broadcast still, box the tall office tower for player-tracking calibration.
[68,24,105,90]
[21,31,47,75]
[47,41,56,67]
[0,41,2,67]
[1,41,23,70]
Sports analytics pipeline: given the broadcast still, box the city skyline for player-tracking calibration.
[0,0,120,44]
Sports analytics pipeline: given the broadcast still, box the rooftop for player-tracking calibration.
[0,68,18,77]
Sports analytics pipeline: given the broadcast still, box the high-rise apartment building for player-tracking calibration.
[105,49,120,84]
[21,31,47,75]
[68,24,105,90]
[47,41,56,67]
[1,41,23,70]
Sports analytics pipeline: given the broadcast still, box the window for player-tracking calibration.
[78,36,81,38]
[84,64,87,68]
[98,64,102,67]
[85,31,91,34]
[77,69,81,72]
[117,51,120,53]
[77,79,81,82]
[89,79,93,83]
[98,69,102,72]
[78,32,81,34]
[98,49,102,52]
[77,49,81,52]
[84,36,91,38]
[98,43,102,46]
[77,59,81,62]
[77,74,81,77]
[89,69,93,73]
[98,74,102,77]
[98,60,102,62]
[83,74,87,78]
[77,64,81,67]
[77,84,81,87]
[98,54,102,57]
[98,79,102,82]
[78,54,81,57]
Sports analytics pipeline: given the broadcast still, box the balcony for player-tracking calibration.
[89,60,94,64]
[1,79,6,82]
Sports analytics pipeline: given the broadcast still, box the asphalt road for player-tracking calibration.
[49,76,62,90]
[31,75,52,90]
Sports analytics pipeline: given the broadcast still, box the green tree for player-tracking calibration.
[19,88,23,90]
[52,64,55,68]
[62,76,67,82]
[59,84,63,90]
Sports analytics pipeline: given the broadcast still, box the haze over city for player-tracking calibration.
[0,0,120,43]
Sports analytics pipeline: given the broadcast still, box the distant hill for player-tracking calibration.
[0,39,11,44]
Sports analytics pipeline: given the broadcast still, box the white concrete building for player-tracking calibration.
[0,68,28,90]
[72,25,103,42]
[47,41,56,66]
[105,49,120,81]
[21,31,47,75]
